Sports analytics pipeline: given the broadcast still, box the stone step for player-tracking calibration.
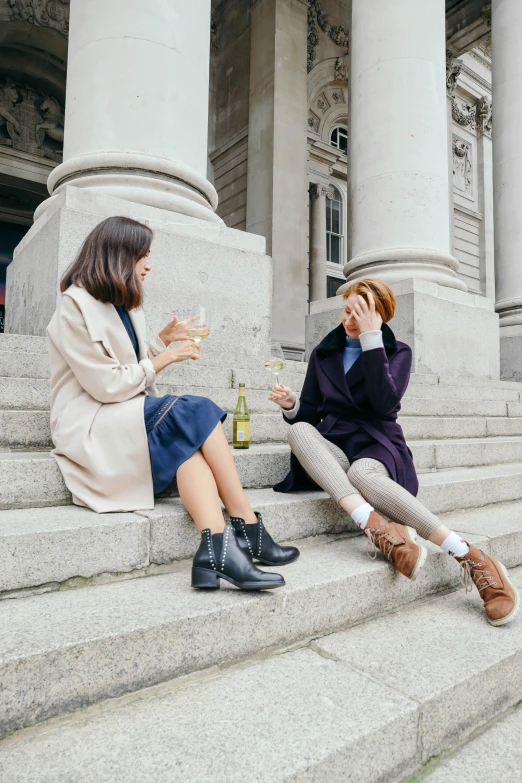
[4,446,522,510]
[412,435,522,471]
[0,444,290,509]
[399,703,522,783]
[4,374,522,417]
[2,573,521,783]
[5,405,522,451]
[0,524,522,744]
[0,489,348,594]
[0,409,290,450]
[406,382,520,402]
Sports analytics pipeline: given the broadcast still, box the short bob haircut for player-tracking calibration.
[342,278,396,323]
[60,216,153,311]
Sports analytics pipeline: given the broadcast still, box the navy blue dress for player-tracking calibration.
[115,306,227,495]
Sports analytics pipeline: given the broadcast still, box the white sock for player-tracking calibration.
[350,502,374,530]
[440,532,470,558]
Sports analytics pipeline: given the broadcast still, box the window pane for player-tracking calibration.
[330,234,341,264]
[325,197,331,231]
[331,128,338,147]
[338,129,348,154]
[331,201,340,235]
[327,276,341,298]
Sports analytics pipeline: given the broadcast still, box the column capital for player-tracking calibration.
[446,50,462,98]
[310,182,334,199]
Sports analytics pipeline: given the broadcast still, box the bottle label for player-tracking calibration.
[234,421,250,442]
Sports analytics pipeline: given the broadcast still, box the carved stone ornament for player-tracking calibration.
[0,77,64,160]
[8,0,70,36]
[307,0,349,73]
[331,89,344,104]
[316,92,330,113]
[310,182,334,199]
[446,51,463,98]
[334,56,348,81]
[308,110,320,132]
[452,96,477,130]
[477,95,492,137]
[453,135,472,194]
[478,34,492,58]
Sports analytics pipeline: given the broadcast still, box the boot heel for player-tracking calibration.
[191,567,220,589]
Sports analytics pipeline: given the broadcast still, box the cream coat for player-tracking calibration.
[47,285,166,513]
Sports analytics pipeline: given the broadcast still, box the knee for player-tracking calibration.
[347,460,368,489]
[287,421,315,450]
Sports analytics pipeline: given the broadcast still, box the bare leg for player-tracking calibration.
[177,450,226,534]
[200,423,257,523]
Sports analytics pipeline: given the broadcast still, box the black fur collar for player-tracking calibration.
[315,322,397,356]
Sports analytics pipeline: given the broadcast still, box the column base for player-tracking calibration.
[499,325,522,381]
[342,248,467,292]
[6,186,271,368]
[35,153,223,225]
[306,278,500,379]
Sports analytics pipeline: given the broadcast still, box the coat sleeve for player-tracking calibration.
[361,344,412,416]
[58,297,154,404]
[147,334,167,359]
[284,349,322,426]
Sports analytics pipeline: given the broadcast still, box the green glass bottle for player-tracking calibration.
[233,383,250,449]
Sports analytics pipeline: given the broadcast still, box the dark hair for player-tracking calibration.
[60,216,153,310]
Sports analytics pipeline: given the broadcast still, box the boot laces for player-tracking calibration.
[459,557,497,595]
[365,524,400,562]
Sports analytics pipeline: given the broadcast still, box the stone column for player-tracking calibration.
[492,0,522,378]
[344,0,465,290]
[246,0,309,355]
[35,0,221,224]
[309,184,331,302]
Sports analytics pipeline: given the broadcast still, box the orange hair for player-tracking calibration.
[342,278,396,323]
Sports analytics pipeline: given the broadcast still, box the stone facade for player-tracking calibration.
[3,0,521,380]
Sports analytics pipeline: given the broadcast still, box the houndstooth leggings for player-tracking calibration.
[287,421,441,540]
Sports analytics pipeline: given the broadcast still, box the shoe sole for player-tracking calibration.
[191,567,285,591]
[404,527,428,581]
[487,561,520,627]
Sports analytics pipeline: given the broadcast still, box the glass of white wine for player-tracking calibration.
[264,342,286,386]
[187,307,211,344]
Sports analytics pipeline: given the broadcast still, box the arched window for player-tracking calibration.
[326,186,343,265]
[330,125,348,154]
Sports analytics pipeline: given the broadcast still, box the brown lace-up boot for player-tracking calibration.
[363,512,427,580]
[456,543,519,626]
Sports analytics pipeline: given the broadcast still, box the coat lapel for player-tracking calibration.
[128,308,148,363]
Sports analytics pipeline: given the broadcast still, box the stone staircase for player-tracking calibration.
[0,332,521,781]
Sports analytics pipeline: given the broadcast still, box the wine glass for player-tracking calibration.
[187,307,211,344]
[264,342,286,386]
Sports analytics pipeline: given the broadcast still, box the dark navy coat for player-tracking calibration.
[274,322,419,497]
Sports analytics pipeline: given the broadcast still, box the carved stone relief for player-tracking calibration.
[446,51,462,98]
[310,182,334,200]
[334,57,348,82]
[331,89,345,104]
[0,78,63,160]
[8,0,69,36]
[307,0,349,73]
[452,96,477,130]
[477,95,492,137]
[308,111,320,133]
[453,135,473,195]
[316,92,330,113]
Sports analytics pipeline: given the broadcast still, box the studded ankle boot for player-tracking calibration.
[230,512,300,566]
[456,544,519,626]
[191,525,285,590]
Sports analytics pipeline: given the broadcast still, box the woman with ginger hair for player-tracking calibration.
[270,278,518,626]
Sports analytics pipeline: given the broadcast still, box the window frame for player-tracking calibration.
[326,185,344,266]
[329,125,348,154]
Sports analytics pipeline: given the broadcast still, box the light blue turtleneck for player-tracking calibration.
[343,336,362,374]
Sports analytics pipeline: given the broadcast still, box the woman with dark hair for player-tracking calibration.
[47,216,298,591]
[270,278,519,627]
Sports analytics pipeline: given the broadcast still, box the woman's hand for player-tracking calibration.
[352,292,382,334]
[159,315,200,346]
[151,340,200,374]
[268,383,297,410]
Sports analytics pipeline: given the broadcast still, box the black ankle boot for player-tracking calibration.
[231,512,300,566]
[191,525,285,590]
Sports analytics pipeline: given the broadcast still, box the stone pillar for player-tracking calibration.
[246,0,309,356]
[492,0,522,379]
[344,0,465,291]
[309,184,331,302]
[35,0,221,224]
